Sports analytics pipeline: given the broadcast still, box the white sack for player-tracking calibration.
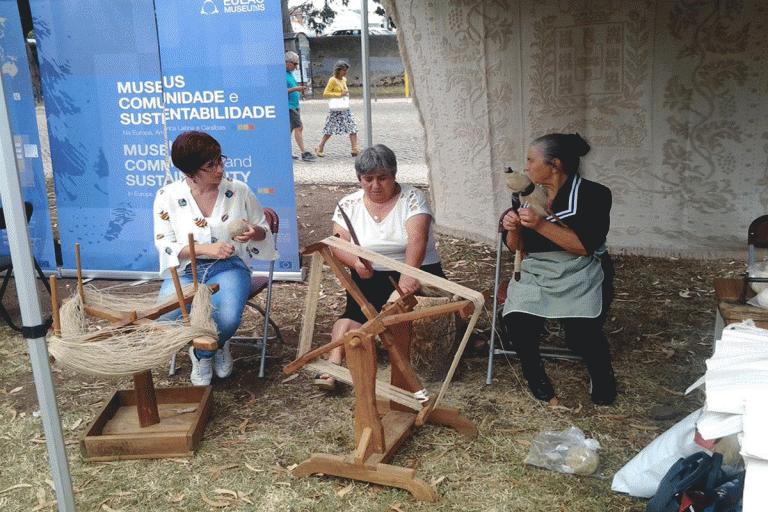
[611,409,704,498]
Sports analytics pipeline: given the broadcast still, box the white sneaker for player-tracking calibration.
[189,346,213,386]
[213,341,233,379]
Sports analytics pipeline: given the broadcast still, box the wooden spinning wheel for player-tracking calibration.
[284,237,485,501]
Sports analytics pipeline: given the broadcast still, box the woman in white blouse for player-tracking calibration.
[153,131,276,386]
[316,144,444,390]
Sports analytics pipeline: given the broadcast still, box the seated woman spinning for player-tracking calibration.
[316,144,445,390]
[153,131,277,386]
[500,133,616,406]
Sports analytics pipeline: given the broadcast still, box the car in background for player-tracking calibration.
[329,27,394,36]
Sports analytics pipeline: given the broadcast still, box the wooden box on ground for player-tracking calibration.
[80,386,213,461]
[714,277,768,329]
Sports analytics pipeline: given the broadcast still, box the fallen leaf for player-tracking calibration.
[597,414,629,420]
[237,418,249,435]
[215,488,238,500]
[281,373,299,384]
[390,503,404,511]
[70,418,83,430]
[630,423,659,431]
[661,386,684,396]
[516,439,531,447]
[0,483,32,495]
[661,347,675,359]
[169,493,184,503]
[336,483,354,498]
[29,502,57,512]
[210,464,240,480]
[431,475,446,486]
[10,386,22,394]
[200,490,230,508]
[172,406,197,415]
[244,463,263,473]
[679,289,692,298]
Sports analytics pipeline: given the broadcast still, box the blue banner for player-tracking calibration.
[0,0,57,271]
[154,0,299,275]
[29,0,299,278]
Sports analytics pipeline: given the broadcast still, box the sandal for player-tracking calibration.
[316,146,324,157]
[313,373,336,391]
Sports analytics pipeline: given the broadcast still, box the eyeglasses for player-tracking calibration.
[200,155,228,171]
[288,60,298,65]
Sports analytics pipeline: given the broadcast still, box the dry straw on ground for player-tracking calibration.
[0,183,749,511]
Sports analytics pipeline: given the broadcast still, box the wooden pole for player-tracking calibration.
[74,243,84,302]
[187,233,198,291]
[133,370,160,427]
[49,275,60,336]
[170,267,189,322]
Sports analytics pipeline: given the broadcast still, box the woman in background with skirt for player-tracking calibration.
[316,60,359,157]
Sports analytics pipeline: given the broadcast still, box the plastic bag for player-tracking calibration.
[524,426,600,476]
[612,409,703,498]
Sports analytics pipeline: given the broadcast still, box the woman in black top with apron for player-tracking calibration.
[500,133,616,406]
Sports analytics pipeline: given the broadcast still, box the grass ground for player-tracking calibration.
[0,182,745,510]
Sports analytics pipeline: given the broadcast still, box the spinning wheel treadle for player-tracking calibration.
[285,237,484,501]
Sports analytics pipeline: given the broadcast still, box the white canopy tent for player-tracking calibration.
[0,73,75,510]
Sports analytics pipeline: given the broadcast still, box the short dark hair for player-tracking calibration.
[530,133,591,176]
[171,131,221,177]
[354,144,397,180]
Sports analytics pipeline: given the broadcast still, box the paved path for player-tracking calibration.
[291,98,428,185]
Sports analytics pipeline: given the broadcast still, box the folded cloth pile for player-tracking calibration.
[612,320,767,511]
[685,320,768,511]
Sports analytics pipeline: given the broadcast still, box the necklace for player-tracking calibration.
[365,186,399,221]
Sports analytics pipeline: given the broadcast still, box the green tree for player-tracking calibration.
[288,1,391,35]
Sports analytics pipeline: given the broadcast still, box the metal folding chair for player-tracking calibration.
[0,201,51,331]
[169,208,282,378]
[485,231,580,385]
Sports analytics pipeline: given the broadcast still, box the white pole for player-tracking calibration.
[0,72,76,511]
[360,0,372,148]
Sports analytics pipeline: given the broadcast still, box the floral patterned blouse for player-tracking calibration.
[153,178,277,277]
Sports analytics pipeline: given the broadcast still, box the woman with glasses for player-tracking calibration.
[153,131,277,386]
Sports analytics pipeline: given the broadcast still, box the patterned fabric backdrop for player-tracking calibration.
[387,0,768,258]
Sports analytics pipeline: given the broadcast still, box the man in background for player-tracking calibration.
[286,51,315,162]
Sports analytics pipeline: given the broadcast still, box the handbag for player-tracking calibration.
[646,452,725,512]
[328,95,349,111]
[328,78,350,111]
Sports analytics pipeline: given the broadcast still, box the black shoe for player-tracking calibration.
[588,372,617,406]
[527,374,556,402]
[301,151,316,162]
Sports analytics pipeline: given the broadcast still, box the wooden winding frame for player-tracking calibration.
[52,238,218,460]
[284,237,485,501]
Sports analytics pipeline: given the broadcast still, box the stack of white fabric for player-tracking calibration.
[612,320,767,510]
[685,320,768,511]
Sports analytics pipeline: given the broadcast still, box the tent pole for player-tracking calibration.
[360,0,372,148]
[0,71,76,511]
